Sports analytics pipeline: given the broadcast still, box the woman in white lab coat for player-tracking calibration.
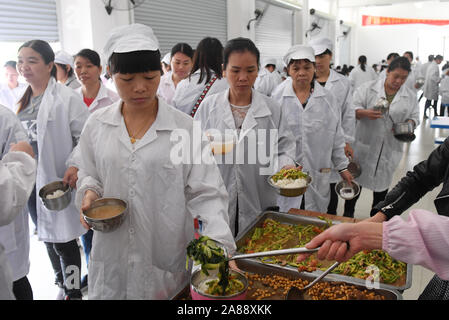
[0,106,33,300]
[0,141,36,300]
[346,57,420,217]
[274,45,352,214]
[17,40,89,299]
[74,48,119,112]
[423,55,443,118]
[309,37,356,215]
[73,48,119,290]
[172,37,228,116]
[54,50,81,90]
[157,43,193,105]
[194,38,296,237]
[348,55,378,92]
[76,24,235,300]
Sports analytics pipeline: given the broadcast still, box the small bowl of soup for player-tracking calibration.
[82,198,128,233]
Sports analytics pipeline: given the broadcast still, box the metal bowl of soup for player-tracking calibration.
[82,198,128,233]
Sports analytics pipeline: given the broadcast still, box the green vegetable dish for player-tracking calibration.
[271,168,308,183]
[187,236,238,295]
[238,218,407,285]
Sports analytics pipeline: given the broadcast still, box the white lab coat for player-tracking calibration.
[0,151,36,300]
[352,78,420,192]
[404,65,419,93]
[439,75,449,104]
[75,82,119,113]
[172,70,228,115]
[0,105,31,282]
[75,99,236,299]
[31,77,89,243]
[65,74,81,90]
[274,81,348,213]
[321,70,355,184]
[348,64,378,92]
[423,61,441,100]
[194,89,296,237]
[157,71,176,105]
[254,68,277,96]
[0,83,27,112]
[420,61,432,79]
[271,77,292,102]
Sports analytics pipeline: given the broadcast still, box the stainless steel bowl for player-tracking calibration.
[415,77,425,89]
[393,121,416,142]
[347,156,362,178]
[335,180,361,200]
[82,198,128,233]
[38,181,72,211]
[372,97,390,114]
[267,174,312,197]
[190,269,248,300]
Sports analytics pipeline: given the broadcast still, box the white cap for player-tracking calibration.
[263,58,277,67]
[54,50,74,67]
[309,37,333,55]
[161,52,171,65]
[283,45,315,66]
[103,23,159,60]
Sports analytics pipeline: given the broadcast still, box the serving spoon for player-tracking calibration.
[285,261,341,300]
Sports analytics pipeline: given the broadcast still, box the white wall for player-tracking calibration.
[227,0,256,41]
[57,0,131,60]
[345,1,449,66]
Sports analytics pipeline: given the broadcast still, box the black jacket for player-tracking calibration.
[371,137,449,219]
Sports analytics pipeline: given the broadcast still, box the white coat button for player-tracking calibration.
[129,189,135,197]
[129,228,135,234]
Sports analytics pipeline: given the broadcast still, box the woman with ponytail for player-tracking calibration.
[17,39,89,299]
[348,55,378,91]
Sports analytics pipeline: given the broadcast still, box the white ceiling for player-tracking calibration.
[338,0,449,8]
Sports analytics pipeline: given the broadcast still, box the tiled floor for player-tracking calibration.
[27,99,446,300]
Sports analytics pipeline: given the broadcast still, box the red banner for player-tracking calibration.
[362,15,449,26]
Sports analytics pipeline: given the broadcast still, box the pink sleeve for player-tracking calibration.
[382,209,449,280]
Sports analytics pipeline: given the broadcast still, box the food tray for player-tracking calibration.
[172,259,402,300]
[235,211,412,291]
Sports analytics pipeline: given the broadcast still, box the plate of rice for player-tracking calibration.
[268,168,312,197]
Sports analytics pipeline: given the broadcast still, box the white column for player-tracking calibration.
[301,0,310,44]
[56,0,131,58]
[227,0,256,41]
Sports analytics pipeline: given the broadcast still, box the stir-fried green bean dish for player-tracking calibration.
[238,218,407,285]
[271,168,308,183]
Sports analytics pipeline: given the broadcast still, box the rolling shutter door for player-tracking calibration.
[255,0,293,61]
[134,0,227,55]
[0,0,59,42]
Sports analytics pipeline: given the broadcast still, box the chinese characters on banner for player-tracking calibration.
[362,15,449,26]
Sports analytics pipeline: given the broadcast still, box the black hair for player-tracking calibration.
[17,39,57,113]
[4,60,16,69]
[265,64,276,69]
[387,56,411,73]
[319,49,333,56]
[404,51,414,60]
[435,55,444,61]
[387,52,399,61]
[75,48,101,67]
[170,42,194,60]
[108,50,162,74]
[223,37,260,70]
[428,55,434,62]
[358,55,367,72]
[56,63,74,78]
[191,37,223,83]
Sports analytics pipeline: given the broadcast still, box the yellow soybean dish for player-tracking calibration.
[86,205,125,220]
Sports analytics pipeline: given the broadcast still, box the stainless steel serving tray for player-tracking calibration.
[236,258,402,300]
[235,211,412,291]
